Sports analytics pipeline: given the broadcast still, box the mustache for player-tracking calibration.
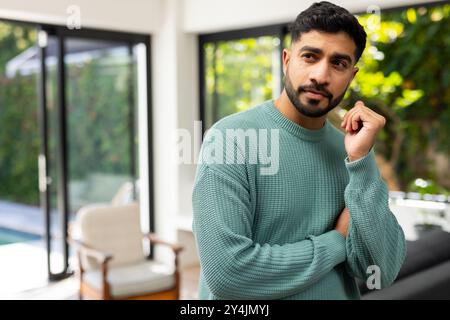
[298,84,333,100]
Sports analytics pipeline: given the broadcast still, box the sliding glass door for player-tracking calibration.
[0,19,152,292]
[0,20,45,294]
[37,26,151,280]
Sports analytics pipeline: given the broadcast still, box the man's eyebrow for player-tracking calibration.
[331,53,353,64]
[299,46,323,55]
[299,46,354,64]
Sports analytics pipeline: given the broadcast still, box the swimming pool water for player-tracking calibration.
[0,227,41,245]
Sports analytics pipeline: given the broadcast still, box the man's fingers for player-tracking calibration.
[352,113,360,131]
[346,108,359,132]
[342,102,386,132]
[341,101,364,129]
[355,102,385,126]
[343,108,355,131]
[341,102,386,133]
[347,109,362,132]
[355,100,364,107]
[341,107,355,128]
[351,108,380,132]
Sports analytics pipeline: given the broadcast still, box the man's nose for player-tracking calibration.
[309,60,331,86]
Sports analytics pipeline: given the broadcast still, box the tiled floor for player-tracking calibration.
[180,264,201,300]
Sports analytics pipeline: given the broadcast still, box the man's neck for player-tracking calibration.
[273,89,327,130]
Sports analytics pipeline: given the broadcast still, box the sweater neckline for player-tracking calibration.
[262,100,330,142]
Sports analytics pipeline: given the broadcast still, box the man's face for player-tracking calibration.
[283,30,359,118]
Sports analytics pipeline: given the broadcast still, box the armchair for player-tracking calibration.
[69,202,183,300]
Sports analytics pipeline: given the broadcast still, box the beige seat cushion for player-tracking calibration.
[83,260,175,298]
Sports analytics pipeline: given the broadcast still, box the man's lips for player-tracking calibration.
[303,89,329,100]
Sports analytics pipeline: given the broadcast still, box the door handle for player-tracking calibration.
[38,154,51,192]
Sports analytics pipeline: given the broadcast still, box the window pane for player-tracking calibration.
[0,22,39,208]
[203,36,281,129]
[65,38,136,215]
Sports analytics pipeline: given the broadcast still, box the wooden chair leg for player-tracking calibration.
[78,275,83,300]
[78,252,84,300]
[102,284,111,300]
[101,263,111,300]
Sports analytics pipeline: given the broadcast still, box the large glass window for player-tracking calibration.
[202,35,282,129]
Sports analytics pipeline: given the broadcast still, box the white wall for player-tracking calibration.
[151,0,192,265]
[0,0,162,33]
[151,0,200,266]
[183,0,443,33]
[1,0,442,34]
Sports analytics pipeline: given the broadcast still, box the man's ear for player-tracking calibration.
[282,48,290,76]
[351,66,359,81]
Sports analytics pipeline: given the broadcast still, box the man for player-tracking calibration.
[192,1,406,300]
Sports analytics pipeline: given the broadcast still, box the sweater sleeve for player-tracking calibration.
[192,164,347,300]
[343,149,406,289]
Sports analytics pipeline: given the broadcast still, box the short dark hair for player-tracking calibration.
[289,1,367,63]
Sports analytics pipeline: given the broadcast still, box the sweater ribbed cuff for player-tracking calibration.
[308,230,347,266]
[345,149,381,189]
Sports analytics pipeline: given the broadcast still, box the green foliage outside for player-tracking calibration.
[0,22,134,206]
[204,36,279,128]
[66,55,133,181]
[0,22,39,205]
[346,5,450,193]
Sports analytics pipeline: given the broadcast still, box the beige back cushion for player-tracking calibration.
[77,202,144,270]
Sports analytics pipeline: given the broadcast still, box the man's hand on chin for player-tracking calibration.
[341,101,386,162]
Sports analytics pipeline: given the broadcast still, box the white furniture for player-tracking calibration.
[70,201,183,300]
[389,198,450,241]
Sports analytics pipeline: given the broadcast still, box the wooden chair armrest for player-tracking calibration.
[143,233,184,254]
[68,237,113,264]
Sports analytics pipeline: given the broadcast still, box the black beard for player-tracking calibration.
[285,72,348,118]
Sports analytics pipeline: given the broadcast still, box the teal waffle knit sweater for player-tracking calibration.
[192,100,406,300]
